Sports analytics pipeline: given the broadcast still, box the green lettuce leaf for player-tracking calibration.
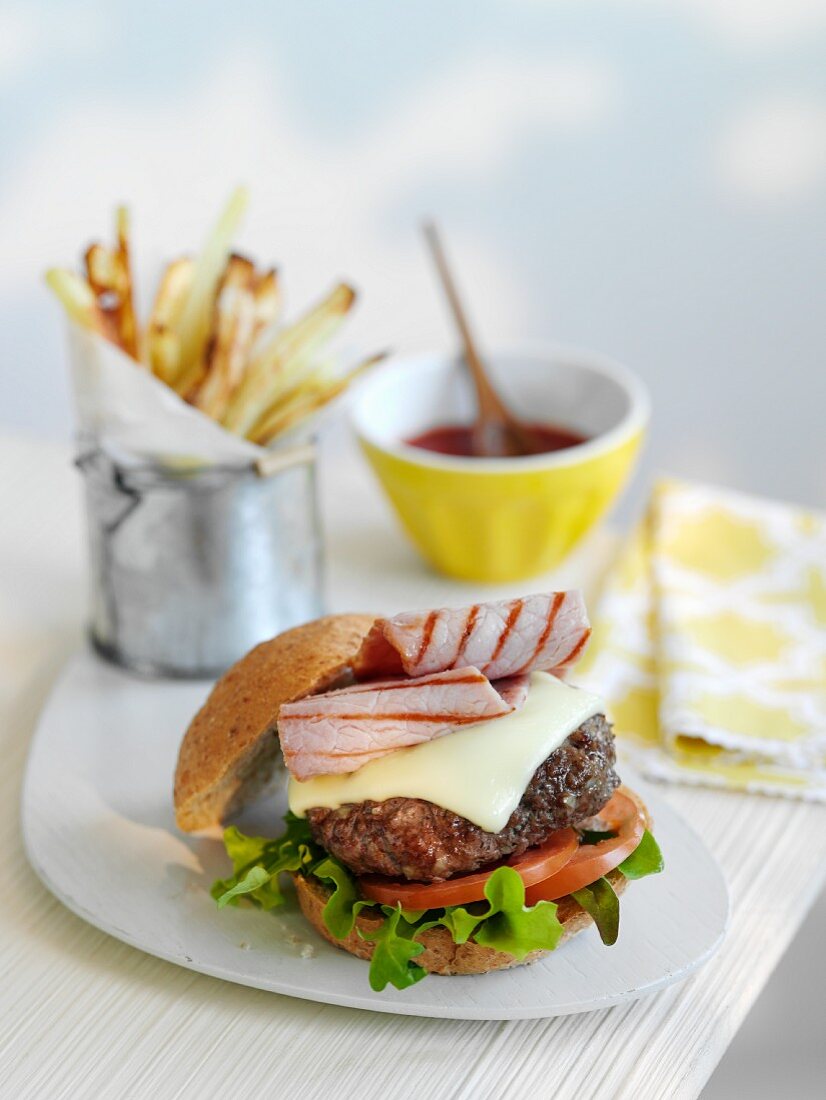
[211,814,317,910]
[309,854,430,991]
[273,811,317,858]
[578,828,618,846]
[619,829,664,880]
[215,865,272,909]
[400,908,427,923]
[434,904,483,945]
[222,826,276,869]
[472,866,564,959]
[359,907,427,992]
[571,876,620,945]
[312,856,372,939]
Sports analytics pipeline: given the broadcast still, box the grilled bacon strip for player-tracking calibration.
[280,668,529,780]
[353,591,590,682]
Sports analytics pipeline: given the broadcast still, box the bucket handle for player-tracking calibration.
[254,442,316,479]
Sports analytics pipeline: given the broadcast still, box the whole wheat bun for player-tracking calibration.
[174,614,375,831]
[293,786,651,976]
[294,867,629,976]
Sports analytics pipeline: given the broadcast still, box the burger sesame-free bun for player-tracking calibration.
[174,614,375,832]
[293,867,629,976]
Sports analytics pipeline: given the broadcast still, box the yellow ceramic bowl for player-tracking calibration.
[351,345,649,582]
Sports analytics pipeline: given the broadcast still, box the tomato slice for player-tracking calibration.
[358,827,578,910]
[524,789,645,905]
[357,788,646,912]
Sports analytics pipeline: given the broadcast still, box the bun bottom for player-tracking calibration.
[293,866,628,977]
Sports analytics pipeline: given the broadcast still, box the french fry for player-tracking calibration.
[188,254,257,418]
[252,268,282,335]
[230,346,316,427]
[146,258,193,383]
[170,186,249,385]
[248,388,333,446]
[222,282,356,436]
[179,260,281,400]
[150,329,183,387]
[44,267,119,343]
[84,244,129,353]
[249,351,384,446]
[81,207,139,360]
[256,283,354,371]
[84,245,117,294]
[115,206,139,358]
[45,268,96,323]
[47,189,379,449]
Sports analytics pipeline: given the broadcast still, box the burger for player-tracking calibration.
[174,592,662,991]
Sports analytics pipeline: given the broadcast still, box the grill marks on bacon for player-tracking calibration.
[279,668,530,780]
[416,610,438,665]
[281,593,591,781]
[519,591,564,672]
[453,603,479,666]
[352,591,591,682]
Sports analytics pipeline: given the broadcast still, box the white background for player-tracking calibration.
[2,1,825,510]
[1,2,824,1094]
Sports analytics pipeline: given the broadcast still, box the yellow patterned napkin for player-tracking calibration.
[576,478,826,799]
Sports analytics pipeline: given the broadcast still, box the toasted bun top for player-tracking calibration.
[174,613,375,831]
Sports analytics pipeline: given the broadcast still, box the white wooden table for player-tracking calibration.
[3,432,825,1099]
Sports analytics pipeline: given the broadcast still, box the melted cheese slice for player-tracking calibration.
[288,671,604,833]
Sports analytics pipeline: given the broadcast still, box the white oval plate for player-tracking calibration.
[22,653,728,1020]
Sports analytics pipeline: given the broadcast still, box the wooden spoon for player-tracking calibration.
[423,222,541,457]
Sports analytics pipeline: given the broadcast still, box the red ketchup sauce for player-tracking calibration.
[405,422,588,456]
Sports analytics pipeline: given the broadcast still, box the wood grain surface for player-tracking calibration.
[3,435,826,1099]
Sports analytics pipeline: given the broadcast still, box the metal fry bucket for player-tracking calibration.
[76,444,324,678]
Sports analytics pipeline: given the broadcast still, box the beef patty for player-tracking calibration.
[305,713,619,882]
